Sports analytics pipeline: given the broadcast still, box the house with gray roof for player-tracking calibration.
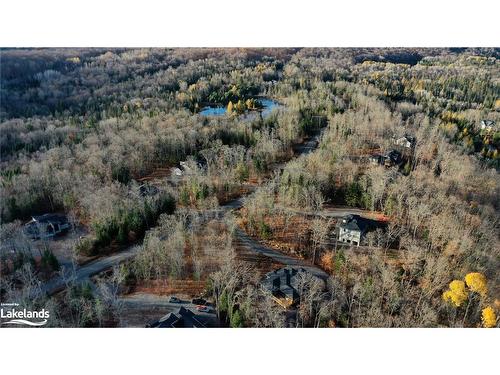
[23,214,71,240]
[146,306,206,328]
[261,267,321,309]
[480,120,495,131]
[384,149,403,167]
[336,214,369,246]
[368,149,402,167]
[394,135,416,149]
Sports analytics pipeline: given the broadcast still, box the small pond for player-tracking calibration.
[199,106,227,116]
[199,98,281,118]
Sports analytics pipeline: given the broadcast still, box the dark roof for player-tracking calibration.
[386,149,402,162]
[481,120,495,126]
[151,312,181,328]
[147,306,206,328]
[395,134,415,143]
[338,214,368,233]
[261,267,312,304]
[403,135,416,142]
[138,184,159,197]
[369,154,384,162]
[31,214,68,225]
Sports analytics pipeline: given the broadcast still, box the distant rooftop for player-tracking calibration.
[138,184,159,197]
[31,213,68,225]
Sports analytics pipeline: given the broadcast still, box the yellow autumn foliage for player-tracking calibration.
[481,306,496,328]
[464,272,487,297]
[442,280,468,307]
[245,98,256,110]
[440,122,458,139]
[494,99,500,110]
[235,100,245,113]
[256,63,266,73]
[66,56,81,64]
[441,111,465,123]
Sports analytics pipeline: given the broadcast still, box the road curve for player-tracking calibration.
[38,246,141,297]
[38,132,327,297]
[275,204,389,221]
[234,227,329,279]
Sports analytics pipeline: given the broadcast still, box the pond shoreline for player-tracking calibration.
[199,97,281,117]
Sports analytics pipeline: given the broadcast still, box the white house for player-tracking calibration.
[337,215,368,246]
[394,135,416,149]
[480,120,495,131]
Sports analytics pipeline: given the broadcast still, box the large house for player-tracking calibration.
[368,149,402,167]
[394,135,416,149]
[480,120,496,132]
[23,214,71,240]
[384,149,402,167]
[336,214,368,246]
[261,267,321,309]
[146,306,206,328]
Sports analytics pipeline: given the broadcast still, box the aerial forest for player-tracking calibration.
[0,48,498,327]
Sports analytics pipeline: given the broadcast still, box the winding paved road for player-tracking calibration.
[233,227,329,279]
[275,204,388,221]
[38,132,330,296]
[37,245,141,296]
